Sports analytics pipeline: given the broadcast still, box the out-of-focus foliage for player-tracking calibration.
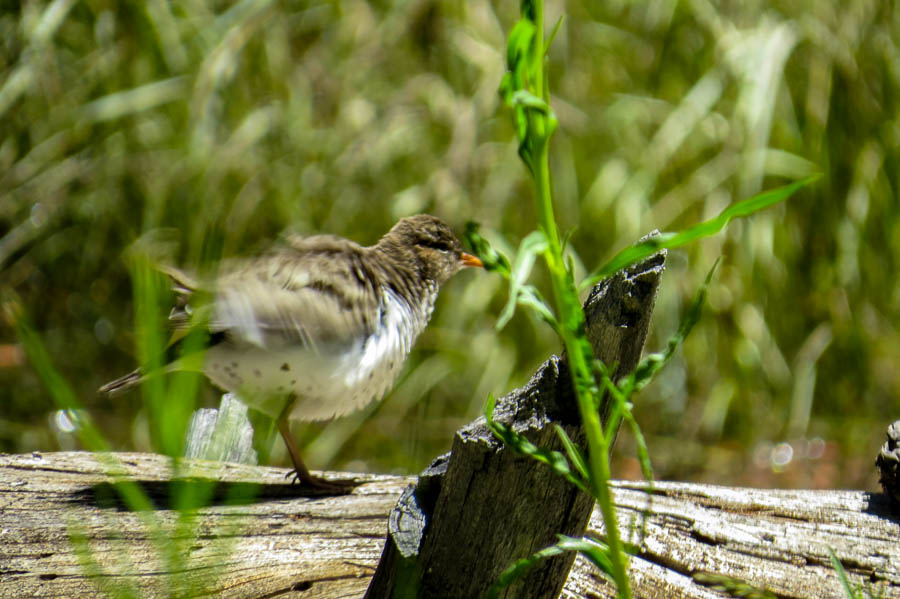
[1,0,896,490]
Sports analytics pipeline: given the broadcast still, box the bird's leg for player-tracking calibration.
[276,396,355,492]
[276,413,315,483]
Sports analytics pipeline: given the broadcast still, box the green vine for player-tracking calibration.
[472,1,818,597]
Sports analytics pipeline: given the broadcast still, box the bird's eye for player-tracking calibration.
[421,238,454,253]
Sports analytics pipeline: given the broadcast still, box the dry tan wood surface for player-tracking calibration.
[1,451,898,598]
[567,481,900,599]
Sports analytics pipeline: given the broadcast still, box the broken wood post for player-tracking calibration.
[365,249,666,599]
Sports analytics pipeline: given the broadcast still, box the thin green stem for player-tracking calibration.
[499,1,635,595]
[530,3,557,258]
[526,8,632,594]
[556,312,632,597]
[533,1,545,104]
[534,142,561,266]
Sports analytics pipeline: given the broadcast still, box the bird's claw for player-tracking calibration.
[284,468,357,493]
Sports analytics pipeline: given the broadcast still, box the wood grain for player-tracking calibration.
[1,452,898,598]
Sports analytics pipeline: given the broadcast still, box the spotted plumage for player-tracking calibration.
[100,215,482,490]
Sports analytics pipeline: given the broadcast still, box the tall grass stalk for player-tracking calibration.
[498,0,633,594]
[481,1,818,596]
[3,272,232,597]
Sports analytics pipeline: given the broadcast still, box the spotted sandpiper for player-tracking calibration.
[100,214,483,490]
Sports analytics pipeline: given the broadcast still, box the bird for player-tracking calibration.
[100,214,483,490]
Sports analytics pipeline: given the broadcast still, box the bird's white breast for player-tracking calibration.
[203,284,437,422]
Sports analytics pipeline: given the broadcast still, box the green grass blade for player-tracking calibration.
[556,535,615,580]
[545,15,565,55]
[484,535,616,599]
[3,292,109,453]
[693,573,778,599]
[554,424,589,481]
[484,542,567,599]
[580,175,820,291]
[828,548,860,599]
[497,230,549,329]
[515,285,558,329]
[627,259,718,395]
[622,405,654,483]
[485,395,589,493]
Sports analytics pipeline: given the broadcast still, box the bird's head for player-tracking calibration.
[380,214,483,285]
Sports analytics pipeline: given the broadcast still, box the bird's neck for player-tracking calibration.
[369,244,433,307]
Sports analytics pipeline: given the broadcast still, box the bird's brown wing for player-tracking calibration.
[101,240,383,395]
[209,238,382,352]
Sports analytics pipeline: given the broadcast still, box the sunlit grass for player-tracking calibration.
[4,259,252,596]
[1,0,897,491]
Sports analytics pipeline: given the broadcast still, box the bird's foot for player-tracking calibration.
[284,469,357,494]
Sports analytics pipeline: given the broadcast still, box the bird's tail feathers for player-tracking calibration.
[98,369,143,396]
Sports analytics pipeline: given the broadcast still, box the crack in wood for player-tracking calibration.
[687,527,721,547]
[3,453,900,598]
[254,581,312,598]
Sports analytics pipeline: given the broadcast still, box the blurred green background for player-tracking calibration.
[1,0,896,492]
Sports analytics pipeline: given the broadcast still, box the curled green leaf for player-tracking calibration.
[509,89,551,113]
[463,222,511,276]
[506,19,535,73]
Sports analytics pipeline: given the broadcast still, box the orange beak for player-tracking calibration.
[461,253,484,268]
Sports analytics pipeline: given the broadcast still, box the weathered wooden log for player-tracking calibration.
[365,250,667,599]
[570,481,900,599]
[2,452,898,598]
[0,452,399,599]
